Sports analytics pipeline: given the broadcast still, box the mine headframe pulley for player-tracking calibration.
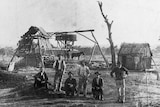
[48,29,108,65]
[49,29,95,49]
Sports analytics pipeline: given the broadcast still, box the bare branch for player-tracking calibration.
[105,15,108,19]
[114,45,117,48]
[98,1,113,26]
[98,1,116,68]
[111,20,113,24]
[106,38,111,43]
[98,1,107,20]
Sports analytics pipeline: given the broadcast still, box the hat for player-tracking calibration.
[117,61,122,65]
[80,60,86,64]
[68,71,73,75]
[95,71,101,75]
[40,66,44,71]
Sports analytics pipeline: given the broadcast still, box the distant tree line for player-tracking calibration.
[0,45,120,57]
[0,47,15,56]
[73,45,119,55]
[150,45,160,55]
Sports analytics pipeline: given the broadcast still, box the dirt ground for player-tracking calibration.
[0,65,160,107]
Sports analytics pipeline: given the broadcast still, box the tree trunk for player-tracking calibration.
[109,39,116,69]
[98,1,116,69]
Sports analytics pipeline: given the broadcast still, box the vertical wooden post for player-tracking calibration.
[89,43,96,63]
[25,55,27,66]
[57,41,62,49]
[38,37,44,68]
[65,40,67,48]
[91,31,108,65]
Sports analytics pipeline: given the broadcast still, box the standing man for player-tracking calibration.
[64,71,77,97]
[53,54,66,92]
[92,71,103,100]
[77,60,90,97]
[110,61,129,103]
[41,46,45,56]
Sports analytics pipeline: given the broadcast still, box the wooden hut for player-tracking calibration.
[118,43,152,70]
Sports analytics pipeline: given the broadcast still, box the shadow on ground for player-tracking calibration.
[1,69,159,107]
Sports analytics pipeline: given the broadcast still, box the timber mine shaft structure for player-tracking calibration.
[49,29,109,65]
[8,27,109,70]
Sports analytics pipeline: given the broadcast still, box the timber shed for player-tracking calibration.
[118,43,152,70]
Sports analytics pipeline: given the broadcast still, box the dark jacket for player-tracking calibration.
[92,77,103,89]
[55,60,65,71]
[34,71,48,82]
[64,77,77,90]
[110,66,129,80]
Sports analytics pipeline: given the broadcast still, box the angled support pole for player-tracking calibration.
[89,43,96,63]
[76,32,97,44]
[90,31,108,65]
[8,49,18,70]
[57,41,62,49]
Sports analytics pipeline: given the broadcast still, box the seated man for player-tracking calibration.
[92,71,104,100]
[34,66,48,89]
[63,71,77,97]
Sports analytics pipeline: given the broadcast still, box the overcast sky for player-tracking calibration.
[0,0,160,49]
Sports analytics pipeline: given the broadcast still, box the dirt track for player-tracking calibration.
[0,67,160,107]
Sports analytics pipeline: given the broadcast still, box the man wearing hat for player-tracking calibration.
[53,54,66,92]
[34,66,48,89]
[63,71,77,97]
[77,60,90,97]
[110,61,129,103]
[92,71,104,100]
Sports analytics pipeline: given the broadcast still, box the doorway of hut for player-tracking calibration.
[122,56,126,67]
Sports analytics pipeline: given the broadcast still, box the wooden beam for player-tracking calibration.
[53,29,95,35]
[76,32,97,44]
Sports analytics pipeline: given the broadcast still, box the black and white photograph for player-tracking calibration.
[0,0,160,107]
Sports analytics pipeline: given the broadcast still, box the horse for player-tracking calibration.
[71,51,84,60]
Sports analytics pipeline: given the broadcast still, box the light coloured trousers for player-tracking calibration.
[116,79,125,102]
[77,77,88,96]
[53,70,64,91]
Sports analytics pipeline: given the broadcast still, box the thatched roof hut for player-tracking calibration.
[14,26,55,67]
[118,43,152,70]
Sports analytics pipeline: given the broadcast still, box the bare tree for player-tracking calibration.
[98,1,116,69]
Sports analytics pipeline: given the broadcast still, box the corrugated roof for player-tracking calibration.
[118,43,152,56]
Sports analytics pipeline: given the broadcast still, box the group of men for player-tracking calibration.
[34,54,129,103]
[52,54,93,98]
